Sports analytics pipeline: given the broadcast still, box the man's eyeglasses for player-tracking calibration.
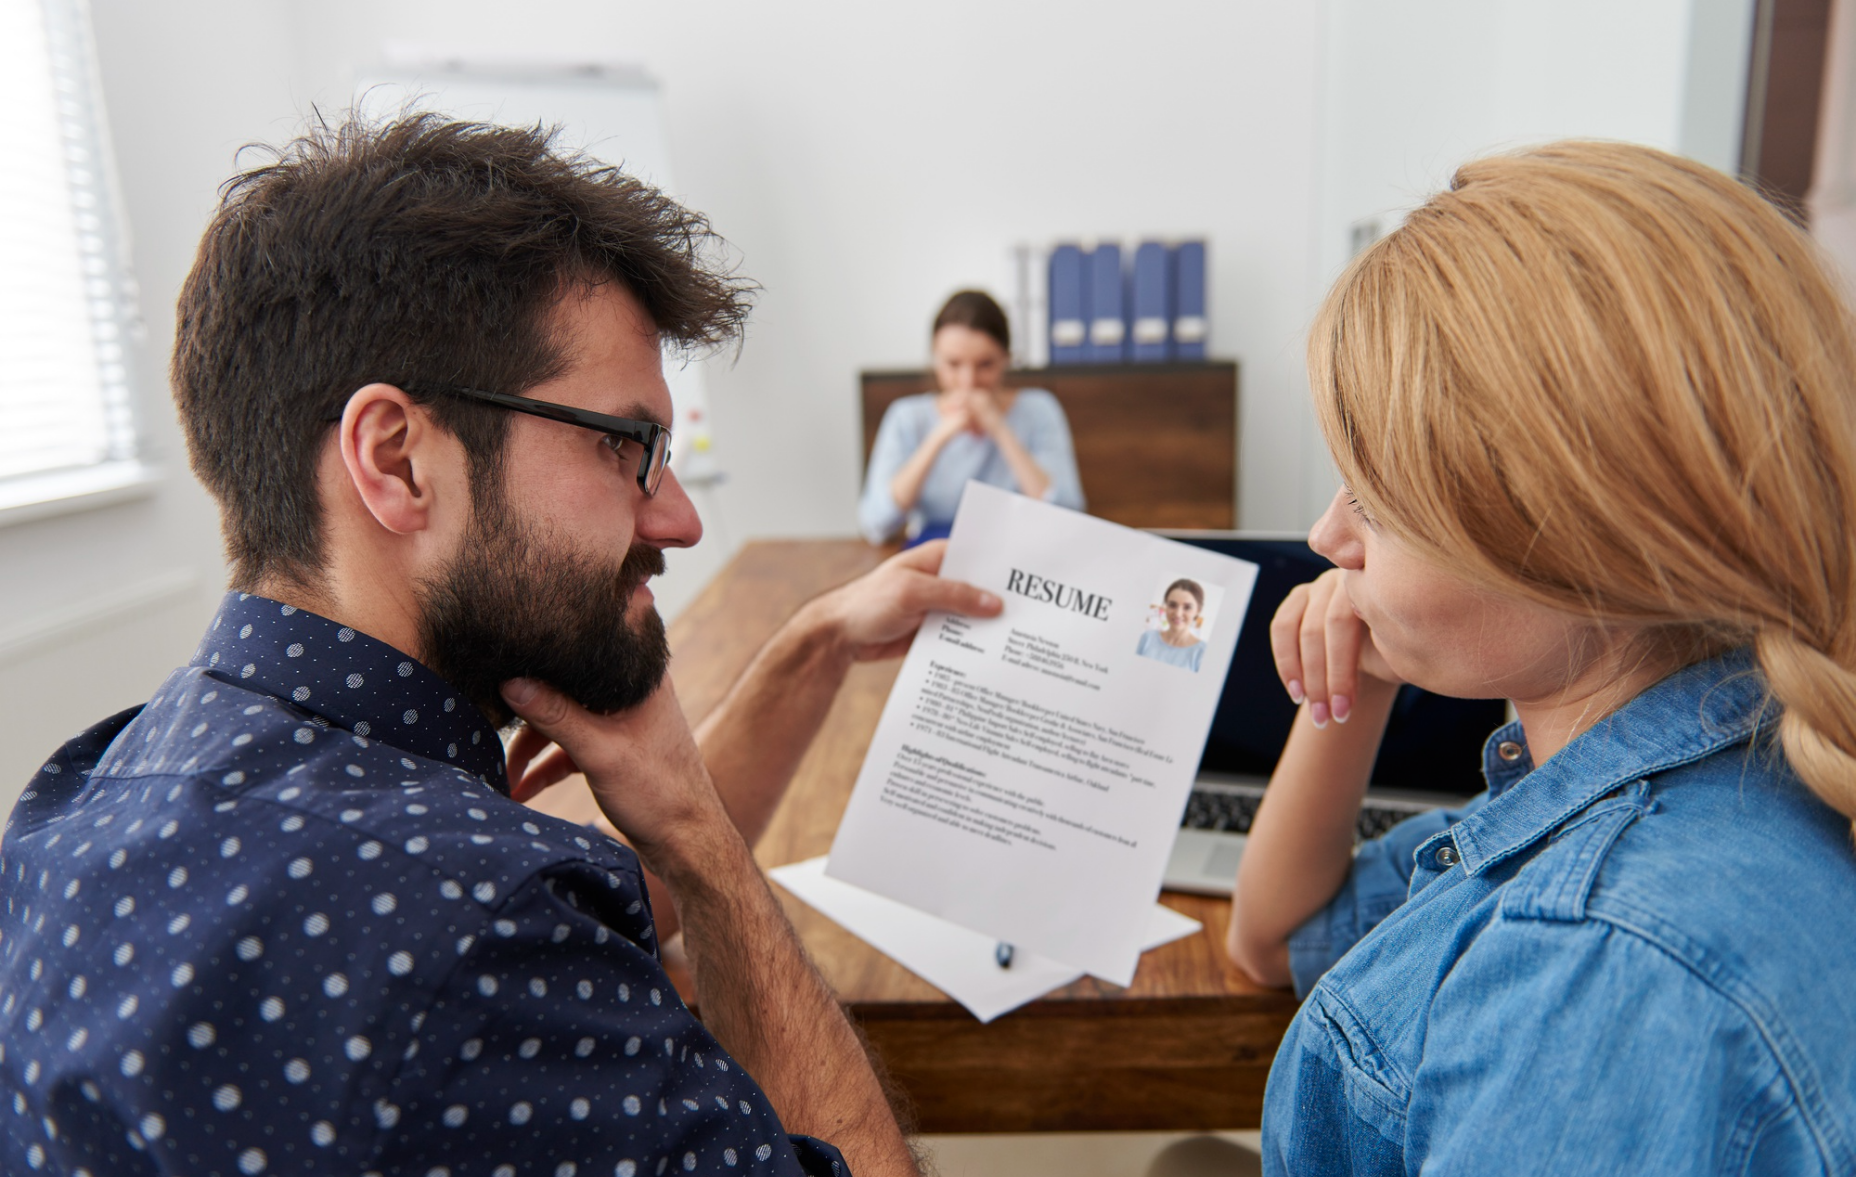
[349,385,673,497]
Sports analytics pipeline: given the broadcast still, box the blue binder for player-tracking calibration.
[1130,241,1172,362]
[1087,242,1127,363]
[1172,240,1207,361]
[1047,245,1089,365]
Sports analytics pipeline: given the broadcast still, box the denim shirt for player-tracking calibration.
[1262,651,1856,1176]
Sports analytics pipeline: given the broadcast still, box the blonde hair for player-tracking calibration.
[1310,140,1856,833]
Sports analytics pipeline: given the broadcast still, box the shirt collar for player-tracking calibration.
[191,592,508,791]
[1450,648,1769,876]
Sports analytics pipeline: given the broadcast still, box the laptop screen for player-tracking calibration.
[1170,534,1506,800]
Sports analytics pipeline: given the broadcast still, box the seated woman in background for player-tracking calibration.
[1135,578,1206,672]
[1229,142,1856,1173]
[858,290,1084,544]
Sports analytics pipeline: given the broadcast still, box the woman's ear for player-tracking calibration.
[337,383,442,536]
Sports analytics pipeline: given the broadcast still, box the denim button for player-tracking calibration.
[1436,844,1460,867]
[1497,741,1525,762]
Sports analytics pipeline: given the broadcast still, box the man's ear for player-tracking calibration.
[337,383,445,536]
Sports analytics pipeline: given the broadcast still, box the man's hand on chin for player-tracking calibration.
[500,675,921,1177]
[809,539,1003,662]
[500,675,734,879]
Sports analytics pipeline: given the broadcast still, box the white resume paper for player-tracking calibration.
[769,857,1201,1023]
[827,482,1257,984]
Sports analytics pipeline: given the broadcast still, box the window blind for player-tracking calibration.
[0,0,137,485]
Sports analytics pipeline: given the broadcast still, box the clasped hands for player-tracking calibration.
[935,385,1007,439]
[497,540,1001,872]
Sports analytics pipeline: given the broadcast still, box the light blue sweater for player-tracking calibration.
[1135,628,1206,671]
[857,389,1086,542]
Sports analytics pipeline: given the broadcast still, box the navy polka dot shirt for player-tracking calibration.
[0,593,848,1177]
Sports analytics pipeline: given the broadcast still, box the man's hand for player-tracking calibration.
[809,540,1002,662]
[501,675,729,877]
[503,668,921,1177]
[1269,568,1402,727]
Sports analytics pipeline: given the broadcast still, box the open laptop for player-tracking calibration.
[1158,533,1507,895]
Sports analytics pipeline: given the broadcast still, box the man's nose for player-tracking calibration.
[636,468,703,550]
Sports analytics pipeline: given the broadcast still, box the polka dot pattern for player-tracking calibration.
[0,593,847,1176]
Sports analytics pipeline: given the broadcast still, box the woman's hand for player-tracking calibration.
[962,387,1006,437]
[1232,572,1404,986]
[937,388,1000,437]
[934,389,978,433]
[891,396,976,513]
[1269,568,1401,727]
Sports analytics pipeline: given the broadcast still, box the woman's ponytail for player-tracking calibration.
[1756,631,1856,837]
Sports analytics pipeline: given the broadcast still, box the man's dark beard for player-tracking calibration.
[417,491,670,730]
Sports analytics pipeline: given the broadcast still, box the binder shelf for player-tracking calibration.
[859,360,1239,531]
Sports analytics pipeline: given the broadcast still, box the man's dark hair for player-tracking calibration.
[173,111,752,588]
[932,289,1011,354]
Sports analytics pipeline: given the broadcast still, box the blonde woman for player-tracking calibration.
[1228,143,1856,1174]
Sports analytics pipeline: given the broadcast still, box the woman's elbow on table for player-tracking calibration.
[1225,904,1295,989]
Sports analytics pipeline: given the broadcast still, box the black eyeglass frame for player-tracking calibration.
[387,384,673,497]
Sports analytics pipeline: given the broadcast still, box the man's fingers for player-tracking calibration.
[888,539,947,574]
[829,540,1006,663]
[502,677,581,745]
[511,745,580,805]
[904,572,1002,619]
[881,542,1003,616]
[503,724,554,785]
[501,680,590,803]
[860,635,919,662]
[1270,585,1309,703]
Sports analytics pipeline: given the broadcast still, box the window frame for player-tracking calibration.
[0,0,153,528]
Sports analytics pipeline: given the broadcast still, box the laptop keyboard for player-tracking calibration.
[1182,787,1422,843]
[1182,788,1263,834]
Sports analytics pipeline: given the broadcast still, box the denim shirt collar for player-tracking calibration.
[1449,648,1770,876]
[190,592,508,791]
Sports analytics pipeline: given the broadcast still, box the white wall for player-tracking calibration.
[1304,0,1754,510]
[282,0,1333,544]
[1811,0,1856,296]
[1318,0,1753,283]
[4,0,1333,805]
[0,0,300,801]
[2,0,1758,807]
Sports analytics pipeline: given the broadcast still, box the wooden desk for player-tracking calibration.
[669,539,1298,1134]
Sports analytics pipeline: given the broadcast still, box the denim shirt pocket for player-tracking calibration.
[1308,986,1411,1149]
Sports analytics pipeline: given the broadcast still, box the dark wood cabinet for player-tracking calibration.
[859,360,1239,530]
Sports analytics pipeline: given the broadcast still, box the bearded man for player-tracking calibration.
[0,115,1000,1177]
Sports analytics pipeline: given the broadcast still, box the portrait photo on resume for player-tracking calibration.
[1134,574,1225,673]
